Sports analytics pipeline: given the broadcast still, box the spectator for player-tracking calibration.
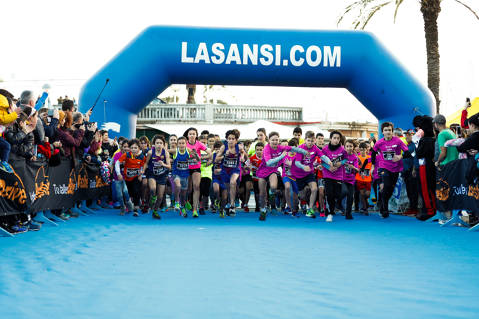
[457,113,479,156]
[100,130,118,157]
[38,108,60,140]
[0,93,21,172]
[5,107,36,161]
[56,110,84,166]
[433,114,459,167]
[19,90,45,143]
[402,129,419,215]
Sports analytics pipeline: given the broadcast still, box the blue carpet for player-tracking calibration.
[1,210,478,319]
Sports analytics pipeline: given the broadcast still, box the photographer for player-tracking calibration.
[38,107,60,140]
[5,107,36,161]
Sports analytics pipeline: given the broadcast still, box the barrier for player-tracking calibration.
[0,158,110,216]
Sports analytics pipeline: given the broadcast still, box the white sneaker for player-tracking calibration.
[326,214,333,222]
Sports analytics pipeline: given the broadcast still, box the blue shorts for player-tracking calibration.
[212,176,226,190]
[147,172,167,185]
[282,176,299,194]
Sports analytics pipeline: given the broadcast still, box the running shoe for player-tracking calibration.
[326,214,333,222]
[380,211,389,219]
[10,223,28,234]
[214,199,221,211]
[244,206,249,212]
[345,213,354,220]
[185,201,192,211]
[192,210,199,218]
[305,209,316,218]
[319,211,326,218]
[219,210,225,218]
[182,208,187,218]
[152,210,161,219]
[259,208,267,221]
[120,206,126,216]
[174,202,181,211]
[229,208,236,217]
[283,207,292,215]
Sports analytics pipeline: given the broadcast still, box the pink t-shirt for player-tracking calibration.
[280,154,295,178]
[343,153,359,185]
[186,140,207,170]
[372,136,408,173]
[290,144,323,179]
[112,151,124,181]
[256,144,292,179]
[321,144,348,181]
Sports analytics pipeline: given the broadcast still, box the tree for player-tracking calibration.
[338,0,478,114]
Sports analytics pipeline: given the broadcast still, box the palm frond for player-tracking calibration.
[337,0,366,26]
[393,0,405,22]
[453,0,479,20]
[361,1,392,29]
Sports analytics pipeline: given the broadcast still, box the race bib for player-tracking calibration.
[153,163,166,175]
[126,168,141,178]
[345,166,354,174]
[360,168,370,176]
[224,157,238,168]
[188,157,198,166]
[177,161,189,170]
[383,151,395,161]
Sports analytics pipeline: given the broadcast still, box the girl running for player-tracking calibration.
[172,137,196,217]
[342,139,359,220]
[256,131,308,221]
[322,131,348,222]
[139,136,151,213]
[144,135,171,219]
[281,139,299,215]
[209,141,226,217]
[184,128,211,218]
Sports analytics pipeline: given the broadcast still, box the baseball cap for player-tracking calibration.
[432,114,446,125]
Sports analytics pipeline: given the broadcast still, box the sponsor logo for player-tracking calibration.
[181,42,341,68]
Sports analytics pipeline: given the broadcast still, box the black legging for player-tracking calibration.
[126,179,142,206]
[378,168,399,214]
[324,178,343,216]
[341,182,355,216]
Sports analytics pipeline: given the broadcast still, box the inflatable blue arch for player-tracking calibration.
[79,26,435,138]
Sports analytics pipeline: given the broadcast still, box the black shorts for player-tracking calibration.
[200,177,211,197]
[296,174,316,191]
[240,174,253,188]
[189,168,201,175]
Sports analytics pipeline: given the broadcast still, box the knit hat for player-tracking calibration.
[0,94,9,109]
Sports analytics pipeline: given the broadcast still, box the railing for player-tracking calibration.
[137,104,303,123]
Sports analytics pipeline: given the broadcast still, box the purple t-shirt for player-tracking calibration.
[343,153,359,185]
[256,144,292,179]
[321,144,348,181]
[290,144,323,179]
[372,136,408,173]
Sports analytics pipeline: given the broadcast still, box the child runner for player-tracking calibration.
[144,135,171,219]
[291,131,323,218]
[256,131,308,221]
[112,139,134,215]
[208,141,226,216]
[249,142,264,212]
[239,142,253,212]
[199,133,212,215]
[342,139,359,220]
[356,142,373,215]
[184,127,211,218]
[248,128,267,156]
[139,136,151,213]
[172,137,195,217]
[217,130,244,217]
[314,132,326,217]
[322,131,348,222]
[371,122,411,218]
[281,139,299,215]
[116,139,147,217]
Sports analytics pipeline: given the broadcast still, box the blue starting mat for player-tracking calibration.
[1,210,478,319]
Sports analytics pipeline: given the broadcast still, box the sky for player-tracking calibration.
[1,0,478,124]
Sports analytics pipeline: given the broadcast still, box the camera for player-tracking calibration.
[467,97,472,107]
[47,108,54,116]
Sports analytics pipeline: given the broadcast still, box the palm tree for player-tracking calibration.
[338,0,478,114]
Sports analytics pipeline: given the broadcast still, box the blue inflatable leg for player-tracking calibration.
[427,210,447,223]
[0,225,14,237]
[34,211,58,227]
[441,210,469,228]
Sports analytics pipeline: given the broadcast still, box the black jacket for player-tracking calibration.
[5,123,35,160]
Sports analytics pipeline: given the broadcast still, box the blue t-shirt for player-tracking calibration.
[172,149,190,178]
